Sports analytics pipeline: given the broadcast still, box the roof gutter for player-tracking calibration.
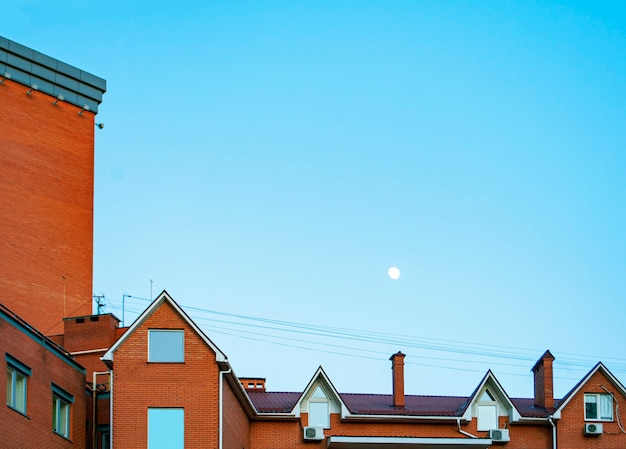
[341,413,467,423]
[548,415,557,449]
[219,367,231,449]
[457,418,478,439]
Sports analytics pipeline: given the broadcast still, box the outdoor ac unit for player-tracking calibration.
[490,428,510,442]
[303,426,324,440]
[585,423,603,435]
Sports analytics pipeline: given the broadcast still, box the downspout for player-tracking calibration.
[109,370,114,449]
[457,418,478,439]
[92,371,111,449]
[548,416,556,449]
[92,372,97,449]
[219,368,232,449]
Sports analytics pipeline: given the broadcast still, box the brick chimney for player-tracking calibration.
[390,352,406,408]
[532,350,555,411]
[240,377,266,392]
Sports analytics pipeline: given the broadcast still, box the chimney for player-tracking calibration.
[531,350,555,411]
[239,377,266,392]
[390,352,406,408]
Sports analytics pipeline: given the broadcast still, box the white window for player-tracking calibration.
[52,385,73,438]
[308,385,330,428]
[6,355,30,415]
[585,393,613,421]
[148,408,184,449]
[477,389,498,431]
[149,330,184,363]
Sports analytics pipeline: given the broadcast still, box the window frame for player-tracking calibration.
[307,385,331,429]
[476,389,498,431]
[52,384,73,439]
[6,354,30,415]
[148,329,185,363]
[584,393,614,422]
[148,407,184,449]
[98,425,110,449]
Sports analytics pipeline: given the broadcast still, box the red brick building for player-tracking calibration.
[0,35,109,448]
[102,291,626,449]
[2,35,626,449]
[0,303,87,448]
[0,35,105,336]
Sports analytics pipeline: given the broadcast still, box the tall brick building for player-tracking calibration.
[2,36,626,449]
[0,36,105,336]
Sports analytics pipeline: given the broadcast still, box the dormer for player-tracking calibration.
[462,371,521,431]
[294,367,344,430]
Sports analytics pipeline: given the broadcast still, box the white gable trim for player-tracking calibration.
[553,362,626,419]
[461,371,521,422]
[290,366,349,418]
[101,290,227,364]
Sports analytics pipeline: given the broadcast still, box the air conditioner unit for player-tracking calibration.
[489,428,510,442]
[585,423,603,435]
[303,426,324,441]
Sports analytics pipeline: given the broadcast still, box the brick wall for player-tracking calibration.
[111,301,221,448]
[223,378,251,449]
[0,77,94,335]
[249,412,554,449]
[557,370,626,449]
[63,314,120,381]
[0,313,86,448]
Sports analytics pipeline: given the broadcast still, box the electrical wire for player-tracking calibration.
[601,386,626,434]
[101,294,626,381]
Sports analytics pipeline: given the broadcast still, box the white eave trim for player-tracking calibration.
[327,436,492,447]
[101,290,227,364]
[555,362,626,414]
[340,413,466,422]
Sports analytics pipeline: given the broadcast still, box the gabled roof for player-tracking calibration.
[510,397,560,418]
[247,391,301,413]
[341,393,468,417]
[101,290,227,365]
[460,370,522,422]
[247,390,469,418]
[554,361,626,419]
[290,366,346,417]
[245,368,560,421]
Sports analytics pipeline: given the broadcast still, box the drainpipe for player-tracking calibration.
[92,371,111,449]
[109,370,114,449]
[548,416,556,449]
[219,368,232,449]
[457,418,478,439]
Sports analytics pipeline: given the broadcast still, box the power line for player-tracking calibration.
[108,294,626,378]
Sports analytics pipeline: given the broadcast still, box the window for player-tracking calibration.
[99,425,110,449]
[585,393,613,421]
[308,385,330,428]
[52,384,73,438]
[477,389,498,431]
[148,408,184,449]
[148,330,184,363]
[6,354,30,415]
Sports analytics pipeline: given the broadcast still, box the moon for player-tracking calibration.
[388,266,401,280]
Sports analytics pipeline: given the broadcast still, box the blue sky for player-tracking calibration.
[2,1,626,399]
